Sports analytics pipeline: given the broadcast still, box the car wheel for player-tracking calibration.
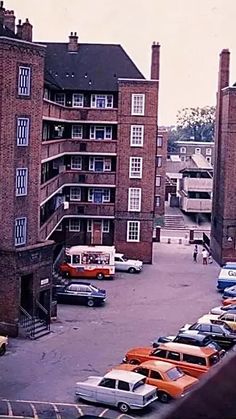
[128,267,136,274]
[96,272,104,280]
[158,391,171,403]
[129,359,140,365]
[87,299,94,307]
[118,402,130,413]
[0,344,6,356]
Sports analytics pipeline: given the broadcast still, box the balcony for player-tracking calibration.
[182,177,213,192]
[181,197,212,213]
[41,139,117,162]
[43,100,118,122]
[39,202,115,241]
[40,171,116,204]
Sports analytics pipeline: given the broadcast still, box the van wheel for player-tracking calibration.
[129,359,140,365]
[128,267,136,274]
[87,299,94,307]
[158,391,171,403]
[96,273,104,280]
[0,344,6,356]
[118,402,130,413]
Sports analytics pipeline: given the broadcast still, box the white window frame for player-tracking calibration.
[195,148,201,154]
[16,168,28,196]
[72,125,83,139]
[18,66,31,96]
[206,156,212,164]
[91,94,113,109]
[157,156,162,168]
[55,93,65,106]
[89,126,112,140]
[71,156,82,170]
[69,219,81,232]
[89,157,111,172]
[157,136,163,147]
[87,219,93,232]
[131,94,145,116]
[130,125,144,147]
[206,148,212,156]
[129,157,143,179]
[127,221,140,242]
[15,217,27,246]
[102,219,110,233]
[70,187,81,201]
[156,195,161,207]
[72,93,84,108]
[17,117,29,146]
[180,147,186,154]
[128,188,141,212]
[156,176,161,187]
[88,188,110,203]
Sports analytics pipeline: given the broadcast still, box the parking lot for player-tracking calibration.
[0,243,221,418]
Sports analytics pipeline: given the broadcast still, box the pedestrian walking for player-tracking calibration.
[193,244,198,263]
[202,248,208,265]
[208,252,213,264]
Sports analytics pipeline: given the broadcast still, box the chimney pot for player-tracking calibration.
[68,32,79,53]
[0,1,5,25]
[21,18,33,42]
[4,8,15,33]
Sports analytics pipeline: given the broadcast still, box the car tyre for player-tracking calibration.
[129,359,140,365]
[158,391,171,403]
[128,267,136,274]
[0,344,6,356]
[118,402,130,413]
[87,299,94,307]
[96,272,104,280]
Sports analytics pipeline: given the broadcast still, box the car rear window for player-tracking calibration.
[166,367,184,381]
[133,378,146,391]
[183,354,206,366]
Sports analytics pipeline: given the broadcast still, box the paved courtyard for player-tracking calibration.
[0,243,222,418]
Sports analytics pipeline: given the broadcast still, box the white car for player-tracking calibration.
[210,304,236,315]
[115,253,143,273]
[0,335,8,356]
[75,370,157,413]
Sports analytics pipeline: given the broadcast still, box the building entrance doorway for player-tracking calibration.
[20,274,33,314]
[92,221,102,244]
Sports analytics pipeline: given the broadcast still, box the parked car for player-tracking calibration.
[111,360,198,403]
[122,342,222,379]
[0,335,8,356]
[114,253,143,273]
[54,282,106,307]
[179,320,236,350]
[198,311,236,331]
[217,267,236,291]
[222,296,236,306]
[223,285,236,299]
[152,332,223,352]
[210,304,236,315]
[75,370,157,413]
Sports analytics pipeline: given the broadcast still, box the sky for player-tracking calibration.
[5,0,236,125]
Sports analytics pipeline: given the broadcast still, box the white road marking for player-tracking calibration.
[74,404,84,416]
[51,403,62,419]
[6,401,13,416]
[99,408,109,417]
[117,414,135,419]
[0,416,25,419]
[30,403,39,419]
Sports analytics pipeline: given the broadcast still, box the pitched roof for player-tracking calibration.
[40,42,145,91]
[0,23,19,39]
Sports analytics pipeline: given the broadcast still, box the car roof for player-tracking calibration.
[220,310,236,315]
[157,341,217,356]
[115,253,124,257]
[140,360,176,372]
[106,369,144,383]
[177,332,210,341]
[67,281,92,286]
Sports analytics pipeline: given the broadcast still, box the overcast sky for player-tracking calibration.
[6,0,236,125]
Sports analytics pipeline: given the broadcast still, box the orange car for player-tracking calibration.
[123,342,222,379]
[222,297,236,306]
[112,360,198,403]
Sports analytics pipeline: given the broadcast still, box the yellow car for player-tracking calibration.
[0,335,8,356]
[198,312,236,331]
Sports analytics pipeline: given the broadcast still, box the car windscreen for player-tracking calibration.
[223,323,234,332]
[133,378,146,391]
[209,353,220,366]
[166,367,184,381]
[90,285,99,292]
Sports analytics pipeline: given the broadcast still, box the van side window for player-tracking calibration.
[183,354,206,366]
[150,370,163,380]
[153,349,167,358]
[167,351,181,361]
[72,255,80,264]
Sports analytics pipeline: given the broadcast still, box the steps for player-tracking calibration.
[19,315,50,340]
[164,214,185,229]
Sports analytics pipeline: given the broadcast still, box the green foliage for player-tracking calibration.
[176,106,215,141]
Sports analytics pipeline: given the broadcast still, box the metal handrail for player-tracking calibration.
[19,305,33,321]
[36,300,48,315]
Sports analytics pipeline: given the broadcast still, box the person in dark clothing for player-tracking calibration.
[193,244,198,262]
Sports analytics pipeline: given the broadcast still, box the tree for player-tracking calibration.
[176,106,215,141]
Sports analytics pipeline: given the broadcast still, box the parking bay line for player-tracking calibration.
[98,409,109,417]
[51,404,62,419]
[29,403,39,419]
[6,401,13,417]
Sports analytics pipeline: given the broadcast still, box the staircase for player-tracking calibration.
[164,214,185,229]
[19,304,50,340]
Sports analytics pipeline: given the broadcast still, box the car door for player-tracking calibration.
[79,285,91,305]
[115,256,125,271]
[221,313,236,331]
[96,378,116,405]
[64,284,78,304]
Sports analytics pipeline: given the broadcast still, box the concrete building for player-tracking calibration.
[176,140,214,165]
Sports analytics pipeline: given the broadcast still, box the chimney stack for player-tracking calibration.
[218,49,230,92]
[151,41,160,80]
[21,18,33,42]
[4,10,15,33]
[68,32,78,53]
[0,1,5,26]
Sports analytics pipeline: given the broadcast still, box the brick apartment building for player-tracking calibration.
[176,140,214,165]
[211,49,236,264]
[0,3,160,336]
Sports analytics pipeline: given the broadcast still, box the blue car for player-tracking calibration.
[217,267,236,291]
[54,281,106,307]
[223,285,236,299]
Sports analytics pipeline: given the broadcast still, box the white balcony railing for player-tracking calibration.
[181,197,212,212]
[182,177,213,192]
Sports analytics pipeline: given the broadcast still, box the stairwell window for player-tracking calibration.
[130,125,144,146]
[156,176,161,187]
[72,93,84,107]
[72,125,83,139]
[15,217,27,246]
[156,196,161,207]
[17,117,29,146]
[91,94,113,108]
[71,156,82,170]
[129,157,143,178]
[69,219,81,232]
[131,94,145,115]
[157,156,162,168]
[127,221,140,242]
[16,168,28,196]
[18,66,31,96]
[128,188,141,211]
[70,187,81,201]
[157,136,163,147]
[55,93,65,106]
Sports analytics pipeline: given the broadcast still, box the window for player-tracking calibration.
[156,196,161,207]
[118,381,130,391]
[198,324,211,332]
[89,157,111,172]
[99,378,116,388]
[127,221,140,242]
[18,66,31,96]
[17,117,29,146]
[87,220,93,232]
[71,156,82,170]
[130,125,144,146]
[15,217,27,246]
[156,176,161,187]
[206,156,211,164]
[223,314,235,321]
[180,147,186,153]
[206,148,212,156]
[88,188,110,203]
[69,219,81,231]
[195,148,201,154]
[70,187,81,201]
[131,94,145,115]
[16,168,28,196]
[72,93,84,107]
[150,370,162,380]
[55,93,65,106]
[72,125,83,139]
[104,159,112,171]
[167,351,181,361]
[90,126,112,140]
[129,157,143,178]
[91,94,113,109]
[211,326,222,334]
[136,368,149,377]
[128,188,141,211]
[156,156,162,168]
[183,354,206,366]
[157,136,163,147]
[153,349,167,358]
[103,189,110,202]
[181,156,186,162]
[102,220,110,233]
